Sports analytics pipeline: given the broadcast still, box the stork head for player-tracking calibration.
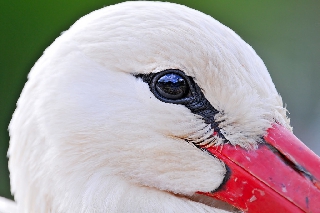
[8,1,320,212]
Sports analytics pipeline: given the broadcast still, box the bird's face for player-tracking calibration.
[9,1,320,213]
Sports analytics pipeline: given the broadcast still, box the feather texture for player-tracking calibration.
[7,1,290,212]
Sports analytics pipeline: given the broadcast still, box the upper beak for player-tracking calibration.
[199,123,320,213]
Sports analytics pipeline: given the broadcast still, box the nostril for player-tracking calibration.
[265,143,320,190]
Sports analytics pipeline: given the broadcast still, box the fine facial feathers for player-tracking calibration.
[6,1,291,212]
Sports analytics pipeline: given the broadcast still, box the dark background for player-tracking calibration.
[1,0,320,200]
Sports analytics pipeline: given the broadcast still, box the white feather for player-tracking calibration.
[0,197,17,213]
[7,1,290,212]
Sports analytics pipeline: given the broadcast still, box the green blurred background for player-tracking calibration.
[1,0,319,200]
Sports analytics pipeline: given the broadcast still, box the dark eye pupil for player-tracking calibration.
[155,73,189,99]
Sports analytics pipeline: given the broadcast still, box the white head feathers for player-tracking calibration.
[61,1,290,147]
[8,1,290,212]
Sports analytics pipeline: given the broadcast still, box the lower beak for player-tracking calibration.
[199,123,320,213]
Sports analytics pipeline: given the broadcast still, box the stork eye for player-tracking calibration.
[134,69,193,104]
[155,73,189,99]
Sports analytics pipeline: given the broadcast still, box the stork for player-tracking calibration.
[1,1,320,213]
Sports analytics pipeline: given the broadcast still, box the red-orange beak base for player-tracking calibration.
[199,124,320,213]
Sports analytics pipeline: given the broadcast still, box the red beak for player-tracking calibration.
[199,123,320,213]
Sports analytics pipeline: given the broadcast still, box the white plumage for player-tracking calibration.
[2,1,291,212]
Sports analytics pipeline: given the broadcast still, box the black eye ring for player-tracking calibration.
[150,69,193,104]
[134,69,225,142]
